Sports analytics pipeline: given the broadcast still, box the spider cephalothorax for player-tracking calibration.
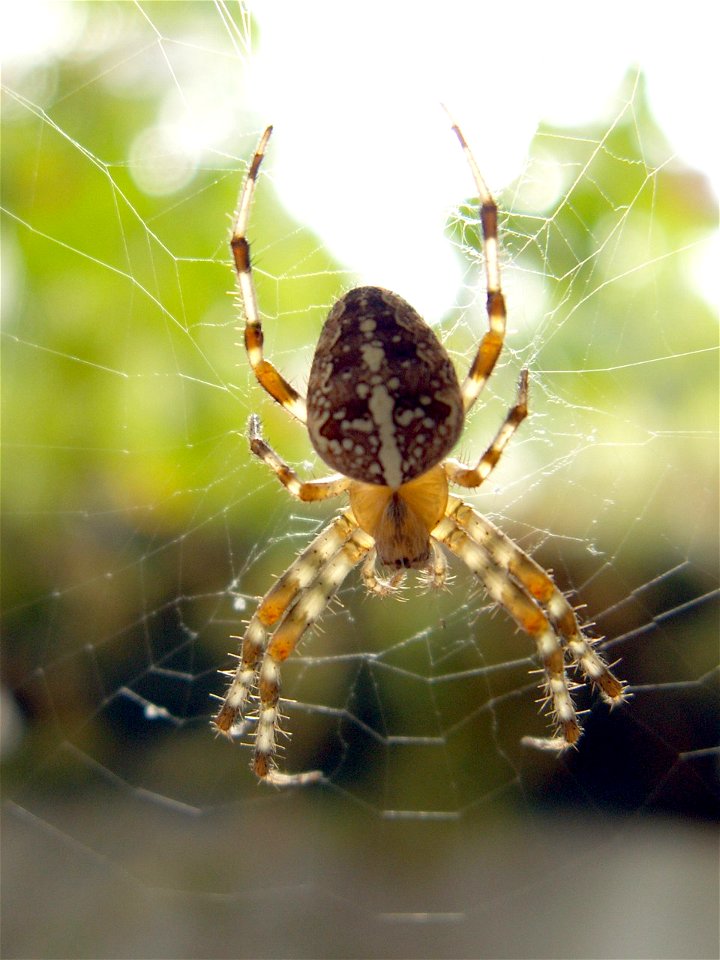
[214,122,627,785]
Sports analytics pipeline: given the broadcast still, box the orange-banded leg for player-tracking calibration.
[448,118,507,413]
[214,512,359,738]
[447,499,626,709]
[432,506,581,748]
[253,523,373,784]
[215,513,374,784]
[231,126,307,423]
[248,414,351,501]
[445,369,529,489]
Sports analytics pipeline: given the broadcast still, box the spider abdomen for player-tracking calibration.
[307,286,464,488]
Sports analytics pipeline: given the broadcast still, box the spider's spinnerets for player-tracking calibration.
[307,286,464,489]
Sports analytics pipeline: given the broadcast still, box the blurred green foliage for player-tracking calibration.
[1,6,717,815]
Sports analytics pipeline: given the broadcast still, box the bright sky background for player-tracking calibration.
[247,0,719,318]
[3,0,718,318]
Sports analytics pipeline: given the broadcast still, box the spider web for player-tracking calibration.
[2,3,718,958]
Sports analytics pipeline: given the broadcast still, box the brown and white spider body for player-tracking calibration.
[310,285,462,569]
[214,122,627,785]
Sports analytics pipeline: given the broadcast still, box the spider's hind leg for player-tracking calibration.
[447,116,508,414]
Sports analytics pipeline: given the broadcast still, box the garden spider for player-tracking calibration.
[214,122,626,785]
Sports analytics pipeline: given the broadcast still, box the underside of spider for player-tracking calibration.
[213,122,627,786]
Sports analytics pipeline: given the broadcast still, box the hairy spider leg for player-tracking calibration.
[448,120,507,413]
[447,499,626,705]
[253,524,373,783]
[247,414,351,501]
[433,507,582,747]
[445,369,529,488]
[216,512,374,784]
[215,512,359,735]
[231,126,308,423]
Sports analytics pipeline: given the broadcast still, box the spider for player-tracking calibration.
[214,121,626,785]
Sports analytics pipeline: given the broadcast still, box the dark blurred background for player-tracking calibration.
[2,3,718,958]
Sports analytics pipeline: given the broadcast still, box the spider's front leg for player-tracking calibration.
[214,513,358,734]
[449,501,626,709]
[435,497,627,750]
[215,512,373,785]
[448,117,508,414]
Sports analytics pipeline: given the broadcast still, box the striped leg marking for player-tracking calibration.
[248,414,351,501]
[448,118,507,413]
[445,369,529,489]
[448,499,626,705]
[231,125,307,423]
[215,513,373,783]
[433,506,581,747]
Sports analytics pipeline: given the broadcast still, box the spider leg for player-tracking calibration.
[248,414,351,501]
[215,512,359,735]
[448,119,506,414]
[447,498,626,706]
[215,512,374,784]
[433,503,581,747]
[255,526,373,784]
[445,369,529,489]
[231,126,307,423]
